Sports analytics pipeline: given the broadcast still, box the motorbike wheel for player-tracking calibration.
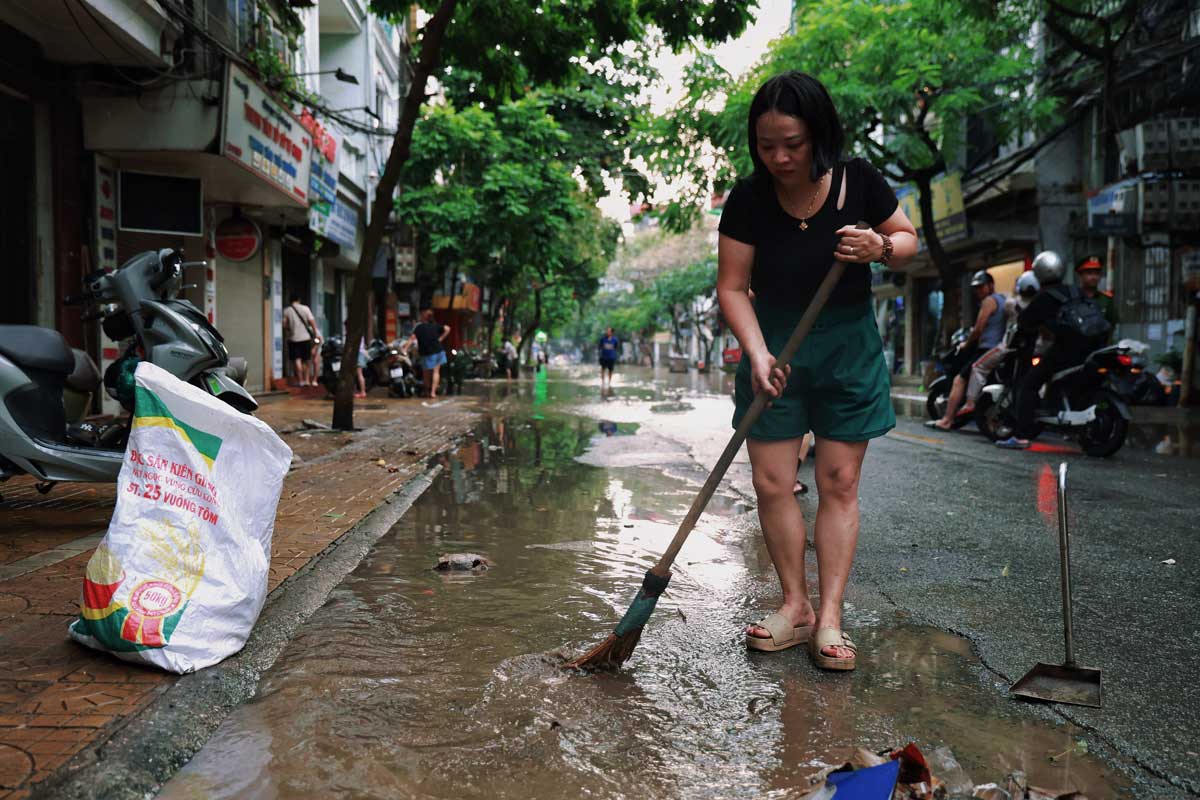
[1079,390,1128,458]
[974,395,1014,442]
[925,377,950,420]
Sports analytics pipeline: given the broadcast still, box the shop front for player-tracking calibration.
[81,59,313,397]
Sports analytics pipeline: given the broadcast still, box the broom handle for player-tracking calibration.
[653,252,854,575]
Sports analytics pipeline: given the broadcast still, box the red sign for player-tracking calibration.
[214,217,262,262]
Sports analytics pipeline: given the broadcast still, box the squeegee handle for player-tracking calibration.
[1058,462,1077,666]
[652,255,851,576]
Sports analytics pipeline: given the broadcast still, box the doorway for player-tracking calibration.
[0,92,33,324]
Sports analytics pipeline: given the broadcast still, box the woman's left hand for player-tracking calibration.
[834,226,884,263]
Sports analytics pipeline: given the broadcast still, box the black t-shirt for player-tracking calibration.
[413,322,444,356]
[718,158,899,308]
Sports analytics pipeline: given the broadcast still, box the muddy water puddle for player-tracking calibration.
[160,408,1127,799]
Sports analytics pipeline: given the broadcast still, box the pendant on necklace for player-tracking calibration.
[799,221,808,231]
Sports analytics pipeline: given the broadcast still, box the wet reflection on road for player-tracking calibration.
[160,400,1127,799]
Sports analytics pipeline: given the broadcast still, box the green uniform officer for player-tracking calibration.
[717,71,919,673]
[1076,255,1119,336]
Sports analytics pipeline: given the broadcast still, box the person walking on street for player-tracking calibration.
[406,309,450,398]
[1076,255,1119,338]
[283,294,320,387]
[719,71,917,670]
[928,270,1006,430]
[503,336,519,381]
[599,327,620,389]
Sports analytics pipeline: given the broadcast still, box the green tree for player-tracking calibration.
[331,0,759,429]
[642,0,1055,340]
[652,257,718,365]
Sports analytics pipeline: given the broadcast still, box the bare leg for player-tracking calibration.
[935,375,968,429]
[746,437,817,638]
[291,357,303,386]
[812,437,869,660]
[430,364,441,398]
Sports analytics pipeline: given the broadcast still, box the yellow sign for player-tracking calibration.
[896,173,967,250]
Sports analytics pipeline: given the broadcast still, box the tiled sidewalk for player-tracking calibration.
[0,392,480,797]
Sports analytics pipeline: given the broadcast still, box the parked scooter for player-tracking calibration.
[0,249,255,493]
[974,340,1140,457]
[383,342,417,398]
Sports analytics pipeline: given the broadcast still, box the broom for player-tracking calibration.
[564,251,854,671]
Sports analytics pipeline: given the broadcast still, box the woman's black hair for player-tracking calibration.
[747,71,844,184]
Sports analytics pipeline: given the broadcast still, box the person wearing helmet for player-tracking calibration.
[1076,255,1119,336]
[928,269,1006,430]
[962,271,1040,411]
[996,251,1079,449]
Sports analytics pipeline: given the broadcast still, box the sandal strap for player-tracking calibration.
[813,628,857,655]
[755,612,796,644]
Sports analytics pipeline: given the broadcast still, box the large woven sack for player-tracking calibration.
[69,362,292,673]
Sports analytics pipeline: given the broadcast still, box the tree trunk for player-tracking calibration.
[519,288,543,366]
[332,0,458,430]
[914,172,960,348]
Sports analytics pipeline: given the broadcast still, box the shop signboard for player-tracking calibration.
[395,245,417,283]
[309,197,358,249]
[222,62,312,206]
[214,216,262,262]
[1087,178,1138,235]
[93,155,121,415]
[299,108,340,205]
[895,172,967,252]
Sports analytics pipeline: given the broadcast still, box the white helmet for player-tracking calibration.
[1032,251,1066,285]
[1016,271,1041,296]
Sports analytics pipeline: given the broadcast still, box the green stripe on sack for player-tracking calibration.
[133,386,223,467]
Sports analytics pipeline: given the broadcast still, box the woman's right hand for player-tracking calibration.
[749,351,789,400]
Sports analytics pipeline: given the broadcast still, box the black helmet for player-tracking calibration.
[1032,251,1066,285]
[969,270,993,287]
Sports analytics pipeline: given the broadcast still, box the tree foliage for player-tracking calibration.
[644,0,1055,260]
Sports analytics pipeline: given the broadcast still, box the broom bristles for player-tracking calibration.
[562,569,669,671]
[562,628,644,671]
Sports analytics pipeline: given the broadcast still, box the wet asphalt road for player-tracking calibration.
[563,366,1200,797]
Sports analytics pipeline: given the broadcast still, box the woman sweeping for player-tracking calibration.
[718,71,917,671]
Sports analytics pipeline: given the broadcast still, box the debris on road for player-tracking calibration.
[798,743,1091,800]
[1162,558,1177,565]
[434,553,491,572]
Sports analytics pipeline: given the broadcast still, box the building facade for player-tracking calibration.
[0,0,413,407]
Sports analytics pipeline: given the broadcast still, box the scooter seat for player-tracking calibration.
[0,326,74,374]
[65,349,102,394]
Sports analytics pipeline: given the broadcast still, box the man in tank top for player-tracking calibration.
[929,270,1006,431]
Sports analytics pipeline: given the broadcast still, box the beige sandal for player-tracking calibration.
[745,612,813,652]
[809,628,857,671]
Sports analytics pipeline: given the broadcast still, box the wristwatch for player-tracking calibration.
[879,233,894,265]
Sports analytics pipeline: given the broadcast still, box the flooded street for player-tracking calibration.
[158,369,1138,799]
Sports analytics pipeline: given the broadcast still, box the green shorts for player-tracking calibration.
[733,301,895,442]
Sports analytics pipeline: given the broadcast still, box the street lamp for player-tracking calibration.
[292,67,359,85]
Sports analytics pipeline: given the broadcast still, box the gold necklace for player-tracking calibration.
[786,172,827,231]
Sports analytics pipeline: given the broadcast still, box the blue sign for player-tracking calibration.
[310,197,358,249]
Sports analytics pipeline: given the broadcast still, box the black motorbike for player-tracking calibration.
[974,343,1135,457]
[925,328,973,428]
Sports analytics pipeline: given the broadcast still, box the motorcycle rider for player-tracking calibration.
[928,270,1006,430]
[1075,255,1119,337]
[995,251,1095,449]
[963,271,1039,407]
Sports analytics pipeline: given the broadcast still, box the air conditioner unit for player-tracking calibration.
[1136,120,1172,171]
[1174,178,1200,227]
[1138,177,1172,228]
[1171,117,1200,167]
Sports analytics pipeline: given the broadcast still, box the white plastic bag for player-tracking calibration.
[69,362,292,673]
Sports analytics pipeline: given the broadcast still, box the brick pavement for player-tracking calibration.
[0,391,481,797]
